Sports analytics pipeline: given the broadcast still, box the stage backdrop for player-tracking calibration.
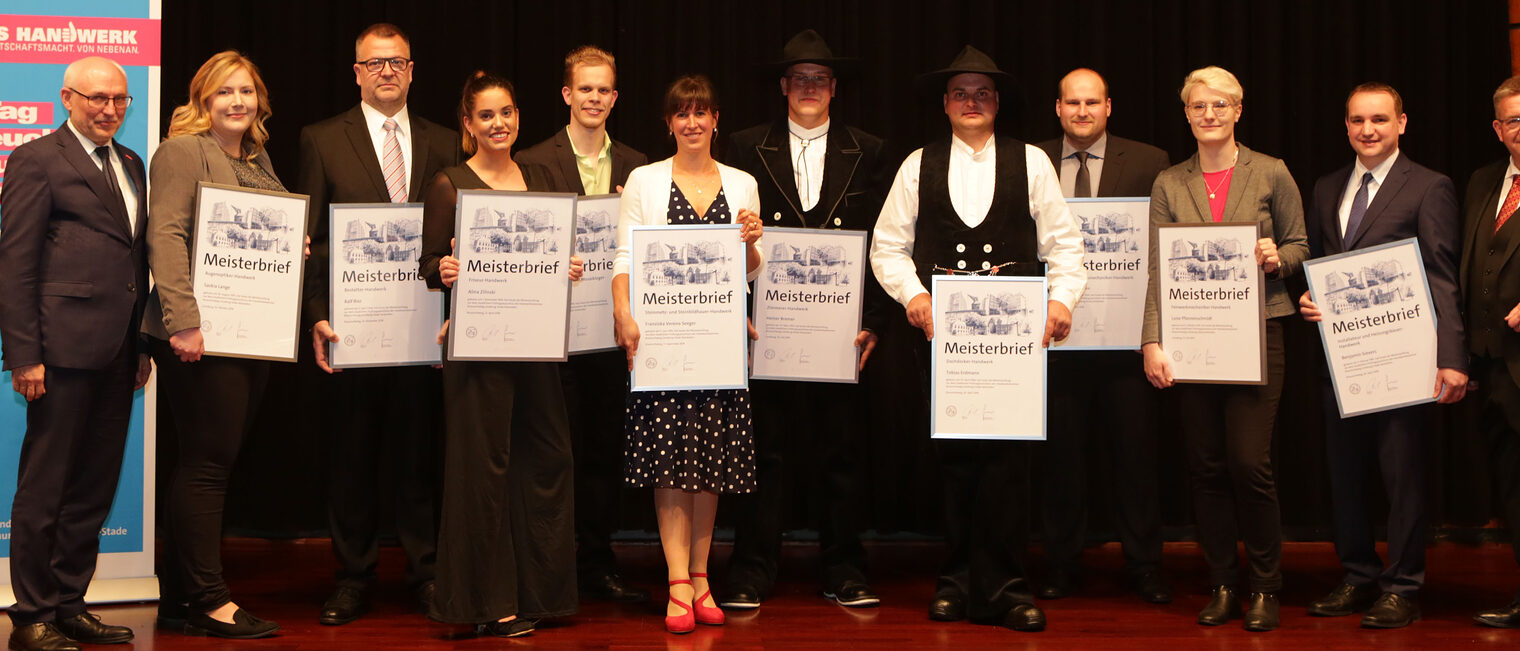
[0,0,161,604]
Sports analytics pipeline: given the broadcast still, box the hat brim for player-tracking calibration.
[915,68,1017,96]
[764,57,861,77]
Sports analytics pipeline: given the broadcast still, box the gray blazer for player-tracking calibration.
[1141,143,1307,345]
[143,133,281,340]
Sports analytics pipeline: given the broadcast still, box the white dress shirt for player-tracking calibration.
[870,133,1087,311]
[788,118,829,211]
[1337,149,1400,237]
[1498,159,1520,219]
[359,101,414,194]
[69,123,137,233]
[1058,132,1107,198]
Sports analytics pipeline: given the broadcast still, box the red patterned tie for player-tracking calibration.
[1496,174,1520,233]
[382,118,407,203]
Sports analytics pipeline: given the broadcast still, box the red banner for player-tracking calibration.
[0,15,160,66]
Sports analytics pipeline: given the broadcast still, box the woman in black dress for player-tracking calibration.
[611,75,764,634]
[418,71,584,639]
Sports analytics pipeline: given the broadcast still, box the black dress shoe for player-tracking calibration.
[1002,603,1046,632]
[928,592,966,622]
[579,572,649,603]
[155,601,189,631]
[1243,592,1279,632]
[7,623,80,651]
[479,617,537,638]
[1037,567,1078,600]
[1362,592,1419,628]
[1307,582,1378,617]
[1131,570,1172,604]
[1197,585,1240,626]
[718,584,761,610]
[184,608,280,639]
[415,580,438,614]
[1474,598,1520,628]
[319,584,370,626]
[53,612,133,644]
[823,580,880,608]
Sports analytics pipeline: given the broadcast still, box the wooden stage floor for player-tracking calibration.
[13,538,1520,649]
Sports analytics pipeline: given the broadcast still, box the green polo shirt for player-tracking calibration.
[569,127,612,195]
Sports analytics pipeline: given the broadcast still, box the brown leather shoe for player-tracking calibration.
[7,622,81,651]
[53,612,133,644]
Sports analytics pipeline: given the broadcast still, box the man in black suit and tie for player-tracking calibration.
[1464,76,1520,629]
[1034,68,1171,604]
[297,22,460,626]
[515,45,649,603]
[0,56,148,651]
[719,29,891,610]
[1298,82,1466,629]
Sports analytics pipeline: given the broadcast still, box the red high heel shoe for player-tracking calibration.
[691,573,725,626]
[666,579,696,634]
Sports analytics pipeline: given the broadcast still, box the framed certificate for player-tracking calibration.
[1304,238,1439,417]
[189,182,309,362]
[750,227,867,383]
[1156,222,1266,385]
[930,275,1048,440]
[446,190,578,362]
[327,203,443,368]
[1053,197,1149,351]
[568,193,621,354]
[628,223,748,391]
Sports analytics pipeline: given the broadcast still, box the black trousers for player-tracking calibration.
[559,350,633,582]
[1322,383,1429,595]
[935,439,1034,619]
[150,339,270,611]
[1474,355,1520,568]
[325,365,441,589]
[1040,351,1162,575]
[726,378,869,594]
[1175,319,1285,593]
[7,336,135,625]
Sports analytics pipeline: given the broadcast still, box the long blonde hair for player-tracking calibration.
[166,50,272,157]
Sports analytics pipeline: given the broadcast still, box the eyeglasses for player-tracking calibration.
[67,88,132,110]
[357,57,412,73]
[1187,101,1236,117]
[1499,117,1520,132]
[787,74,833,87]
[948,89,994,103]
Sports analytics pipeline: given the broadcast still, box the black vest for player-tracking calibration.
[1467,212,1518,357]
[912,135,1041,291]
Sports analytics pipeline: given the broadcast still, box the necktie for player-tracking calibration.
[1343,171,1373,248]
[382,118,407,203]
[1074,151,1092,198]
[1496,174,1520,234]
[95,145,128,216]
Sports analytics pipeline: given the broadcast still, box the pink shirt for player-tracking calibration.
[1203,168,1233,222]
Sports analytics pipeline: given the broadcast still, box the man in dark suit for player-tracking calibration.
[1464,75,1520,629]
[1298,82,1466,629]
[297,23,460,626]
[515,45,649,603]
[719,29,892,610]
[1033,67,1171,604]
[0,57,148,651]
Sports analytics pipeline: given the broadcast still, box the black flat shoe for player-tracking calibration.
[580,572,649,603]
[823,580,880,608]
[1307,582,1378,617]
[928,592,966,622]
[1197,585,1239,626]
[1243,592,1279,632]
[718,584,761,610]
[415,580,438,614]
[1002,603,1046,632]
[155,601,189,631]
[184,608,280,639]
[1131,569,1172,604]
[319,584,371,626]
[1475,598,1520,628]
[1037,567,1078,600]
[1362,592,1419,629]
[479,617,537,638]
[53,612,133,644]
[7,623,80,651]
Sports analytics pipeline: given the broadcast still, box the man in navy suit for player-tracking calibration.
[0,57,150,651]
[1298,82,1467,629]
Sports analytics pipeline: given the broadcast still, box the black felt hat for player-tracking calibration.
[915,45,1017,95]
[766,29,859,76]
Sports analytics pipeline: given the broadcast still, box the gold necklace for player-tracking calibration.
[1204,149,1240,199]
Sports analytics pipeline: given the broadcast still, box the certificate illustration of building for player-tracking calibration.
[767,242,853,286]
[575,207,616,253]
[640,240,732,286]
[1320,259,1416,315]
[1079,210,1141,254]
[942,291,1034,337]
[203,200,297,254]
[340,216,421,264]
[1168,237,1249,283]
[468,206,563,255]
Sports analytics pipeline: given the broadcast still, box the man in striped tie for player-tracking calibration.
[295,22,460,627]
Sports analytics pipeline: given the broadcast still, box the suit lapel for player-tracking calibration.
[1462,168,1504,291]
[610,143,635,193]
[818,127,862,226]
[755,121,805,224]
[1321,164,1354,253]
[1183,156,1213,222]
[56,125,132,242]
[554,129,586,194]
[1220,147,1255,224]
[407,114,432,201]
[119,145,149,240]
[1346,156,1409,249]
[343,107,391,200]
[1096,144,1123,197]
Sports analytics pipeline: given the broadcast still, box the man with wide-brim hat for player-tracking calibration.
[869,44,1087,633]
[721,28,892,612]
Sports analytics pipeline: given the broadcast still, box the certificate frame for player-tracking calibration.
[1053,196,1150,351]
[327,203,444,369]
[749,227,867,384]
[446,189,578,362]
[930,275,1048,441]
[189,182,310,362]
[1303,238,1439,418]
[568,193,622,355]
[628,223,749,392]
[1156,221,1267,385]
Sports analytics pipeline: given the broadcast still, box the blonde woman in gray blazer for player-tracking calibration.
[1140,66,1307,633]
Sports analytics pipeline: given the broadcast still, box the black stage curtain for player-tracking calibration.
[156,0,1511,539]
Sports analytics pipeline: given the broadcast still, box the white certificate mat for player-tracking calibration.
[569,193,621,354]
[190,182,309,362]
[327,203,443,368]
[1304,238,1438,417]
[931,275,1047,440]
[628,223,749,391]
[750,228,867,383]
[447,190,577,361]
[1157,222,1266,385]
[1054,197,1149,351]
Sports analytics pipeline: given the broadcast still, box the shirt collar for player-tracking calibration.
[787,118,830,141]
[567,126,612,161]
[1353,149,1399,185]
[1061,132,1107,160]
[1506,158,1520,183]
[359,101,410,139]
[951,132,995,161]
[67,120,111,157]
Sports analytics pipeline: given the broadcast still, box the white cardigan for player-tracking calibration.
[613,157,764,280]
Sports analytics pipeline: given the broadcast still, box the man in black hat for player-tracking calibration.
[720,28,892,611]
[870,45,1087,633]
